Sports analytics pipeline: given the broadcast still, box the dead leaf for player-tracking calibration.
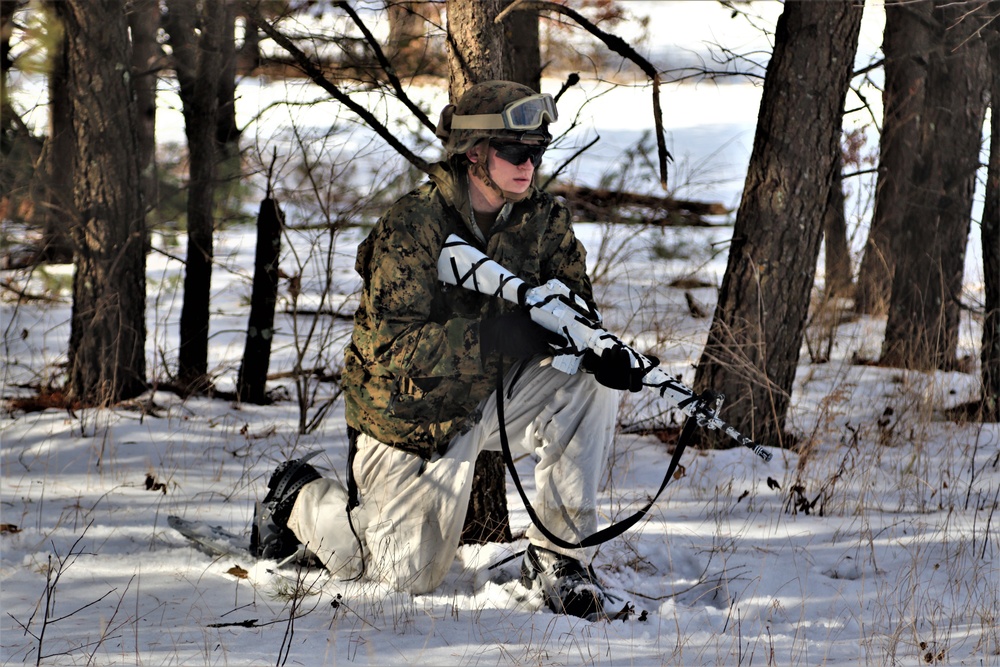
[226,565,249,579]
[1,524,21,534]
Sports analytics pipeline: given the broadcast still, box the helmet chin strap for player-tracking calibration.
[470,157,532,204]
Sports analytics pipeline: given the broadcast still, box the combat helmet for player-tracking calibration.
[436,80,557,156]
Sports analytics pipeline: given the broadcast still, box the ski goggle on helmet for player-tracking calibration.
[450,93,557,131]
[436,81,557,155]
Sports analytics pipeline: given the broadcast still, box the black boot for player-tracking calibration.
[250,452,322,565]
[520,544,607,620]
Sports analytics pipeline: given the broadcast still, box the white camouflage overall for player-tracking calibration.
[287,356,618,593]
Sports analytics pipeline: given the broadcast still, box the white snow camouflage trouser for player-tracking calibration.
[287,356,619,594]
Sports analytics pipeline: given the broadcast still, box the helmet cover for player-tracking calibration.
[436,80,555,156]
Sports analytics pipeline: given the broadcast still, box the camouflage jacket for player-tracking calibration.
[343,159,595,459]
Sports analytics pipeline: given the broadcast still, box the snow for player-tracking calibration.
[3,3,998,665]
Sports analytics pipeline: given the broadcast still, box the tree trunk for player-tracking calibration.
[387,1,444,77]
[237,197,283,405]
[693,1,863,449]
[169,0,224,393]
[216,0,240,148]
[34,2,75,263]
[448,0,511,546]
[880,1,989,371]
[446,0,509,97]
[0,1,13,75]
[855,0,933,315]
[129,0,161,228]
[504,9,541,91]
[824,150,852,297]
[447,0,541,546]
[56,0,147,404]
[982,20,1000,420]
[236,6,261,72]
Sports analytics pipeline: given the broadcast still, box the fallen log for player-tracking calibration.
[547,183,730,227]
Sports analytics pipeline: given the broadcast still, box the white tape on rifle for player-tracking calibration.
[437,234,772,461]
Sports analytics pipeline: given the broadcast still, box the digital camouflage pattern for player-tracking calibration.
[343,158,593,459]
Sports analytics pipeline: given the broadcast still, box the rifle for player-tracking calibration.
[437,234,772,463]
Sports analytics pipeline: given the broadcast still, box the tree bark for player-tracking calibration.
[446,0,510,97]
[237,197,283,405]
[386,1,444,77]
[56,0,147,404]
[504,8,541,91]
[824,150,853,297]
[33,2,75,263]
[693,0,863,449]
[216,0,240,148]
[981,20,1000,420]
[168,0,224,393]
[880,0,990,371]
[855,0,933,315]
[129,0,160,210]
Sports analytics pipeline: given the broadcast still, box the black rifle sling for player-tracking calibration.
[495,356,695,550]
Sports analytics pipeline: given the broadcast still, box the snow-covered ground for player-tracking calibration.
[3,2,998,665]
[2,215,997,666]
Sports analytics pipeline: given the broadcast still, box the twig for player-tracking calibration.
[208,619,260,628]
[335,1,436,134]
[623,563,748,602]
[540,135,599,191]
[983,485,999,561]
[241,1,430,175]
[0,279,67,304]
[87,576,135,664]
[496,0,672,189]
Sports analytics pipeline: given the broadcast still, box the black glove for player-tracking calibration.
[480,311,566,361]
[582,345,659,392]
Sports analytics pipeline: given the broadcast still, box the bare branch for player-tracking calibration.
[496,0,672,189]
[540,134,599,191]
[241,1,431,175]
[334,1,437,134]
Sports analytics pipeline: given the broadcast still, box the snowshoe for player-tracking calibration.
[250,452,323,565]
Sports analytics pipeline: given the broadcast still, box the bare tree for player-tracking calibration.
[216,0,240,149]
[981,17,1000,420]
[693,0,864,449]
[33,1,75,263]
[854,0,933,316]
[129,0,161,220]
[504,5,541,90]
[824,149,852,298]
[54,0,147,404]
[165,0,225,393]
[386,0,446,78]
[880,0,990,370]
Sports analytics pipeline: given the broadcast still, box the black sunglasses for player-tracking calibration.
[490,141,546,167]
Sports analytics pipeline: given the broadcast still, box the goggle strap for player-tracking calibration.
[451,114,508,130]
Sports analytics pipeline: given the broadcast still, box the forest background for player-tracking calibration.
[1,1,999,665]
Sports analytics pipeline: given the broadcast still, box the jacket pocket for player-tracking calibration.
[388,376,445,418]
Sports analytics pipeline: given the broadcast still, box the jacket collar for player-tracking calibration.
[428,159,532,242]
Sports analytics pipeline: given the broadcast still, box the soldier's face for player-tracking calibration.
[485,143,535,194]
